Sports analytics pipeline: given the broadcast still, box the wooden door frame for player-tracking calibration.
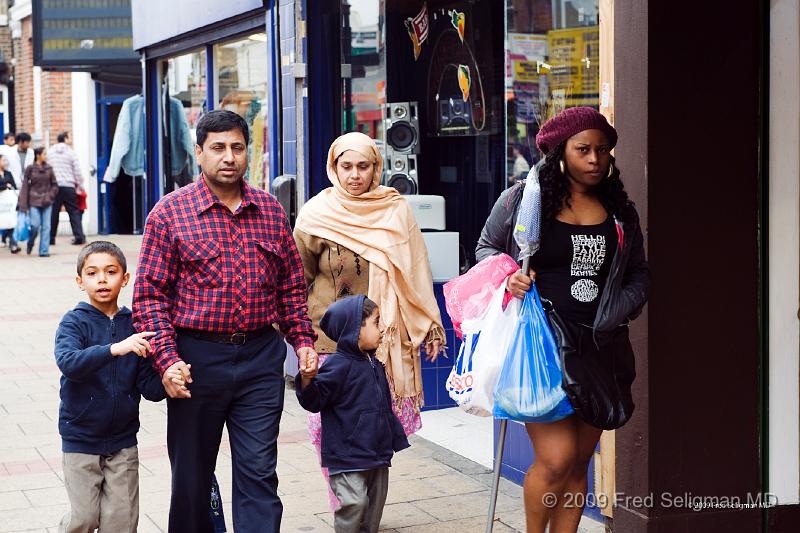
[596,0,616,520]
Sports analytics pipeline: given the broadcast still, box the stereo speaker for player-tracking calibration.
[384,101,420,154]
[384,148,418,195]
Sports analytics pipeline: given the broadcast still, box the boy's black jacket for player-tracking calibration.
[55,302,165,455]
[296,294,410,471]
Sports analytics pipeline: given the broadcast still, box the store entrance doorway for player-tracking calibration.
[97,97,145,234]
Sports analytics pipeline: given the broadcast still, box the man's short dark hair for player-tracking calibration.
[196,110,249,149]
[361,297,378,324]
[16,132,31,144]
[57,131,69,143]
[4,133,14,141]
[77,241,127,275]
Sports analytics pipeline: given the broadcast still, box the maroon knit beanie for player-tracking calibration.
[535,107,618,155]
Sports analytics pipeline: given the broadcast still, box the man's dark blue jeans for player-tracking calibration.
[167,329,286,533]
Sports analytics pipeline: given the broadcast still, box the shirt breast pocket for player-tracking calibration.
[178,240,222,288]
[256,240,284,289]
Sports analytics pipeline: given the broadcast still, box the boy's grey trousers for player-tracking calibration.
[328,467,390,533]
[59,446,139,533]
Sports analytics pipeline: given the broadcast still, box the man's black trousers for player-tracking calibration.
[167,329,286,533]
[50,186,85,244]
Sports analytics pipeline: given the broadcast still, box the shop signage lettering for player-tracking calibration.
[546,26,599,107]
[448,373,474,393]
[405,2,430,61]
[513,60,539,82]
[33,0,139,68]
[508,32,547,62]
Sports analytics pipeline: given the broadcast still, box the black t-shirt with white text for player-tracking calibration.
[532,216,618,325]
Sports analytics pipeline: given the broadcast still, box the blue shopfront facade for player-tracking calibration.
[131,0,279,217]
[129,0,603,519]
[128,2,793,532]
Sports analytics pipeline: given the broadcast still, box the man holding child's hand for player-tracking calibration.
[133,110,317,533]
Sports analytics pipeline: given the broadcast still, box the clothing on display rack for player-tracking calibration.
[105,95,196,186]
[104,95,144,184]
[167,96,197,180]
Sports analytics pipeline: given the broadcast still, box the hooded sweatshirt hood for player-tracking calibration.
[50,142,70,156]
[320,294,365,357]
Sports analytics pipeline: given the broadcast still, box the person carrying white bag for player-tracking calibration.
[0,154,21,253]
[476,108,650,533]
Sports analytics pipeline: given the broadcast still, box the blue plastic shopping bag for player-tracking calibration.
[493,285,573,422]
[13,211,29,242]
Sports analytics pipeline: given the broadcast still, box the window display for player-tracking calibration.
[215,34,269,188]
[424,7,490,137]
[505,0,600,182]
[341,0,387,138]
[162,49,206,191]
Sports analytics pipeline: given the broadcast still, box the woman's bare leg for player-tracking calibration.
[523,417,579,533]
[549,419,603,533]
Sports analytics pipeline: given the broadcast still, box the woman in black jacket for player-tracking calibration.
[476,107,649,533]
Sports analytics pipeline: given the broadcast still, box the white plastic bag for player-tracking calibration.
[455,280,520,417]
[0,189,17,230]
[446,317,482,405]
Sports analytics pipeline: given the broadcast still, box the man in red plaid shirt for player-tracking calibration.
[133,110,318,533]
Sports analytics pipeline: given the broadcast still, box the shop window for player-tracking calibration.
[214,33,269,189]
[331,1,517,265]
[341,0,387,140]
[161,49,206,191]
[505,0,600,184]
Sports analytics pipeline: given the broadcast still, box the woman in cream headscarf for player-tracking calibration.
[294,131,445,509]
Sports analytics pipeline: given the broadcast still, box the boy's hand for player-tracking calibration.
[297,347,319,378]
[111,332,156,357]
[163,361,192,399]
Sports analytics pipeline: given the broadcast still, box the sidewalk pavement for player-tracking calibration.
[0,234,604,533]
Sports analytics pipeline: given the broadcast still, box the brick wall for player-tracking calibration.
[0,26,12,72]
[13,16,33,136]
[41,70,71,145]
[13,16,72,144]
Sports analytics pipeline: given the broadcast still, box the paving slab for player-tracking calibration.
[0,235,608,533]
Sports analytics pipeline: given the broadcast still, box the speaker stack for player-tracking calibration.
[383,101,420,195]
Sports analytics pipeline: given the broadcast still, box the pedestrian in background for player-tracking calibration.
[293,131,445,510]
[508,144,532,185]
[55,241,181,533]
[0,154,20,253]
[4,132,34,189]
[0,133,16,187]
[296,295,409,533]
[48,131,86,246]
[476,107,650,533]
[133,110,318,533]
[18,147,58,257]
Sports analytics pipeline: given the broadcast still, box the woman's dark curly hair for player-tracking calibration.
[538,141,633,225]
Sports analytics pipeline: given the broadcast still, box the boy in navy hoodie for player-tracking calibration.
[54,241,181,533]
[296,295,410,533]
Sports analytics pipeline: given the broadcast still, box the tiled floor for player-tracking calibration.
[0,234,534,532]
[418,407,494,468]
[0,234,607,532]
